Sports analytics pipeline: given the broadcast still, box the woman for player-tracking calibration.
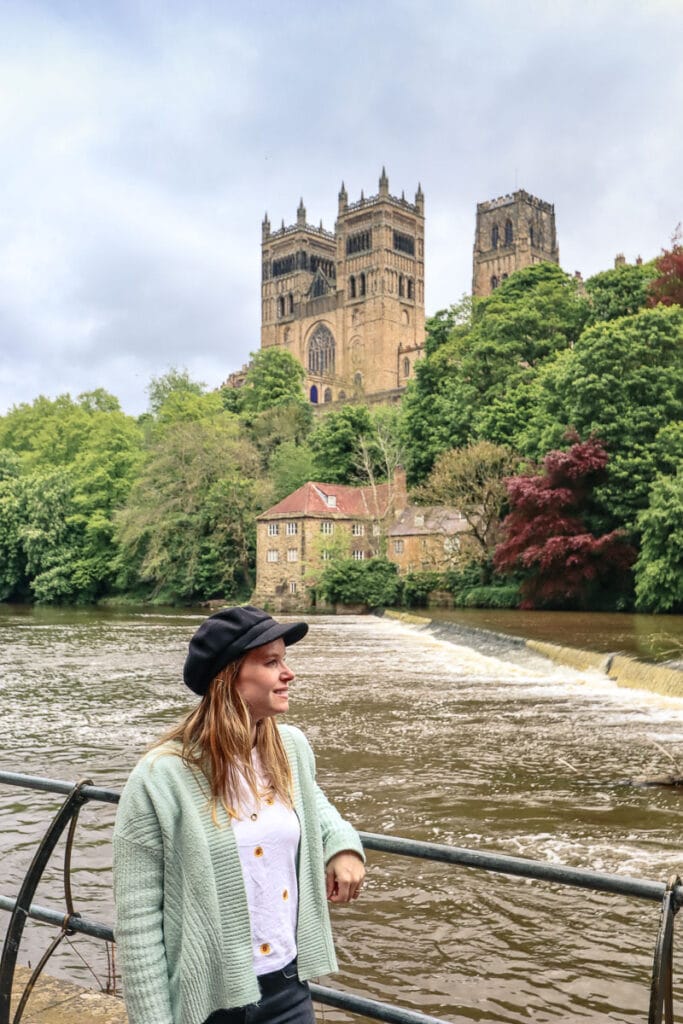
[113,605,365,1024]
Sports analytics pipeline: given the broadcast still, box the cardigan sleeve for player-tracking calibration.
[297,729,365,865]
[113,770,174,1024]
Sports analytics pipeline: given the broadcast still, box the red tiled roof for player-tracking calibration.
[258,481,393,520]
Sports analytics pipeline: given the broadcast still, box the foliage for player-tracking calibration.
[400,571,442,607]
[634,468,683,613]
[246,401,313,470]
[115,414,262,603]
[309,406,375,483]
[648,229,683,307]
[584,263,655,325]
[414,441,519,556]
[521,305,683,530]
[147,368,205,416]
[238,348,307,415]
[268,440,316,502]
[453,585,520,609]
[494,437,636,609]
[317,557,401,608]
[402,263,588,482]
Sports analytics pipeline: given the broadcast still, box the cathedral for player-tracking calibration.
[258,174,559,403]
[260,170,425,404]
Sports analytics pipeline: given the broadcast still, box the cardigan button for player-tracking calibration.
[260,943,271,955]
[254,846,264,857]
[282,889,289,900]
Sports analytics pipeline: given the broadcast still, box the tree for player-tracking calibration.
[415,441,519,560]
[521,305,683,530]
[634,468,683,613]
[584,262,656,325]
[147,368,205,416]
[268,440,316,502]
[238,348,307,415]
[648,228,683,307]
[309,406,375,483]
[494,437,635,609]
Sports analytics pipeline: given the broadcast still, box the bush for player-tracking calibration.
[401,572,443,607]
[454,585,520,609]
[318,557,401,608]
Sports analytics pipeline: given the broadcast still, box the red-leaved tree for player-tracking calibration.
[648,227,683,307]
[494,437,636,609]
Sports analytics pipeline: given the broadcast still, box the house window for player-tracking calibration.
[372,524,381,537]
[287,549,298,562]
[351,523,364,536]
[326,495,337,508]
[289,581,297,594]
[268,523,279,536]
[415,514,424,527]
[321,521,334,535]
[393,540,405,554]
[321,549,331,561]
[352,550,365,561]
[267,550,279,563]
[286,522,298,535]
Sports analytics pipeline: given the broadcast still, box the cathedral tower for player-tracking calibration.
[261,171,425,404]
[472,189,559,297]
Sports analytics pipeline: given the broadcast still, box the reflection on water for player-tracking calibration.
[0,606,682,1023]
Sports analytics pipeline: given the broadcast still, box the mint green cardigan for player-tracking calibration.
[113,724,364,1024]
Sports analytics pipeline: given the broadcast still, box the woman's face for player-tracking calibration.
[234,638,295,722]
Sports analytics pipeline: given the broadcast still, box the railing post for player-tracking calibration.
[0,780,91,1024]
[648,873,680,1024]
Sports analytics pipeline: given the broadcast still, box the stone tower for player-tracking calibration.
[472,189,559,297]
[261,170,425,404]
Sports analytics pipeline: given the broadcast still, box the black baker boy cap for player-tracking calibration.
[183,605,309,696]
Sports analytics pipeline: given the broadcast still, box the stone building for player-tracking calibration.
[387,506,474,573]
[472,189,559,297]
[260,170,425,405]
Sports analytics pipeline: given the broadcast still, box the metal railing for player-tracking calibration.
[0,770,679,1024]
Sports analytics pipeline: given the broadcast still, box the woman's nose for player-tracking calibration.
[281,664,295,681]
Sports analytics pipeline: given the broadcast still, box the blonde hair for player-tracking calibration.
[153,657,293,820]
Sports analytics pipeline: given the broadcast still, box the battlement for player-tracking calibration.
[477,189,554,215]
[343,191,421,216]
[264,221,335,242]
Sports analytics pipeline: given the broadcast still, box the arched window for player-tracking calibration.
[349,275,356,299]
[501,273,508,281]
[338,390,346,401]
[505,220,513,245]
[277,296,285,317]
[491,224,499,249]
[398,275,405,298]
[359,272,366,297]
[407,278,414,300]
[354,372,363,388]
[529,223,535,247]
[288,293,294,314]
[310,385,318,404]
[403,357,410,378]
[491,275,499,290]
[324,388,332,403]
[308,324,335,377]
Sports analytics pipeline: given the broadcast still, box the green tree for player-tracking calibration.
[317,557,401,608]
[268,440,316,502]
[634,468,683,613]
[584,262,655,325]
[238,348,307,415]
[147,367,205,416]
[415,441,519,559]
[309,406,375,483]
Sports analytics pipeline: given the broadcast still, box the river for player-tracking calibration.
[1,605,682,1023]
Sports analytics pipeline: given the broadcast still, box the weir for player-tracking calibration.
[0,772,679,1024]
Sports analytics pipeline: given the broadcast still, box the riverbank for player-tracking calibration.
[10,967,126,1023]
[382,609,683,699]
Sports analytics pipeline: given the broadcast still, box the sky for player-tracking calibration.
[1,0,682,417]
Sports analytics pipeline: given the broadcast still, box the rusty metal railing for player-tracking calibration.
[0,771,679,1024]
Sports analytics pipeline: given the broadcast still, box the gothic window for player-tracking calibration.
[403,357,410,378]
[308,324,335,377]
[407,278,415,300]
[529,223,535,246]
[505,220,513,245]
[398,275,405,298]
[491,275,499,290]
[491,224,499,249]
[393,231,415,255]
[272,255,295,277]
[338,390,346,400]
[310,384,318,404]
[349,275,356,299]
[288,293,294,314]
[311,274,327,298]
[354,372,363,388]
[346,230,372,255]
[277,296,285,317]
[359,273,366,297]
[324,388,332,403]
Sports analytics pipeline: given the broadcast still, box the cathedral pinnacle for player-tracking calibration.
[297,198,306,227]
[379,166,389,196]
[338,181,348,214]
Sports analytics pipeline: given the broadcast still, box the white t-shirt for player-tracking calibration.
[231,753,301,975]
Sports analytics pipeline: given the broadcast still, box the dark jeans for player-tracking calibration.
[203,960,315,1024]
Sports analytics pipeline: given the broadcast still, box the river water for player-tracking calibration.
[1,605,682,1023]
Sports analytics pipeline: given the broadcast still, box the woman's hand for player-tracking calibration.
[325,851,366,903]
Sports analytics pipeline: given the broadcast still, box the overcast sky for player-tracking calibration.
[1,0,681,416]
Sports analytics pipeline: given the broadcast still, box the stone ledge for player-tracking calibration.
[11,966,127,1023]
